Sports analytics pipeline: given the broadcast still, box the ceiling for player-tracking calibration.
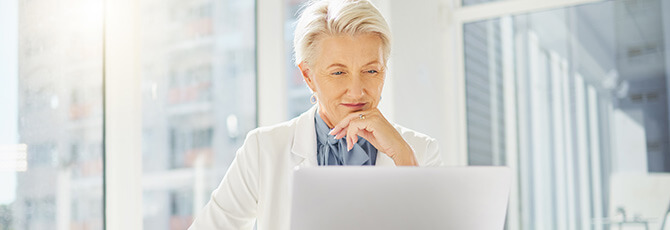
[578,0,666,81]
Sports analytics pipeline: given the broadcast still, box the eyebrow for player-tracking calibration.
[326,60,381,69]
[327,63,347,69]
[363,60,381,66]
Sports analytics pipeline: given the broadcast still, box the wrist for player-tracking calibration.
[389,144,418,166]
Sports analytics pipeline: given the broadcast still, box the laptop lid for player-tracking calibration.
[290,167,511,230]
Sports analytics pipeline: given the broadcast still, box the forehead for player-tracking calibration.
[313,33,384,67]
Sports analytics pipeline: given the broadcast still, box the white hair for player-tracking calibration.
[293,0,391,66]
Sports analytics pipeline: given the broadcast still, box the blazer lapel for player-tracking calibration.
[290,105,319,167]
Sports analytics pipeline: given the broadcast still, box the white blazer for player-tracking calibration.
[189,106,443,230]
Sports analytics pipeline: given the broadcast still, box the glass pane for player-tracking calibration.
[0,0,104,229]
[138,0,257,229]
[464,18,506,166]
[286,0,313,118]
[464,0,670,229]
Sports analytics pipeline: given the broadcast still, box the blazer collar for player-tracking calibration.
[290,105,397,167]
[291,106,319,167]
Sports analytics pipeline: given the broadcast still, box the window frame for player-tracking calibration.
[103,0,269,229]
[102,0,605,229]
[103,0,143,229]
[443,0,605,229]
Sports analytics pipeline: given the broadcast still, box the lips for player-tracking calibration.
[341,103,367,110]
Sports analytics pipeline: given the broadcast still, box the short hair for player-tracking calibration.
[293,0,391,66]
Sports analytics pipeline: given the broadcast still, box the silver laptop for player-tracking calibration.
[290,167,511,230]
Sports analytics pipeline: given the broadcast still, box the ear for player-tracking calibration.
[298,61,317,92]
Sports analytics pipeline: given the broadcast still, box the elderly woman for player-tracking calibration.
[189,0,442,229]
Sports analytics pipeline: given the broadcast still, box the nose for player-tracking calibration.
[346,74,365,99]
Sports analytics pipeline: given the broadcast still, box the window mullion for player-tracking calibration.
[104,0,143,229]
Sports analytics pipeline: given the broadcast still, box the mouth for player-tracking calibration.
[341,102,367,111]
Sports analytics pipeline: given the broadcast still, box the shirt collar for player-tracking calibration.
[314,110,376,165]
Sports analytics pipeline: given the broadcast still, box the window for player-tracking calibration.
[463,0,670,229]
[138,0,257,229]
[285,0,313,118]
[0,0,104,229]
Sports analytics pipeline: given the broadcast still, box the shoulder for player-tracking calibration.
[393,124,437,147]
[245,117,300,146]
[245,107,315,145]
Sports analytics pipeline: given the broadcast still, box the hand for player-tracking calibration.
[328,108,418,166]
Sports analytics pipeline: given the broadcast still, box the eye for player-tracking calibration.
[366,70,378,74]
[331,71,345,76]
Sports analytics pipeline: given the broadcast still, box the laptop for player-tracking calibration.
[290,166,511,230]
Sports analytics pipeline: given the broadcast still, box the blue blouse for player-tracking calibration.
[314,111,377,166]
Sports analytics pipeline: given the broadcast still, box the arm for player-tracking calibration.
[189,130,260,230]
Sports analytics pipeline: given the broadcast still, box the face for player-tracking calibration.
[299,33,386,128]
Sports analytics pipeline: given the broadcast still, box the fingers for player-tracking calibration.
[333,110,375,134]
[328,109,380,137]
[325,109,387,150]
[342,114,372,150]
[333,124,350,139]
[332,117,363,143]
[346,124,361,150]
[328,113,359,136]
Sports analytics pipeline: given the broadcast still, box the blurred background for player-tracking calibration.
[1,0,670,229]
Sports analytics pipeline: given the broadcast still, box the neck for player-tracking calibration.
[317,108,335,129]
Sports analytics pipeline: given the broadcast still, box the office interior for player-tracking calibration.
[1,0,670,229]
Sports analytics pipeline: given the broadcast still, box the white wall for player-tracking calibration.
[611,109,648,172]
[257,0,287,126]
[384,0,453,164]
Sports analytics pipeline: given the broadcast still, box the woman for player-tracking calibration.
[189,0,443,229]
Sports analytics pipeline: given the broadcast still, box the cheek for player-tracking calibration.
[377,80,385,92]
[315,79,344,102]
[367,78,385,96]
